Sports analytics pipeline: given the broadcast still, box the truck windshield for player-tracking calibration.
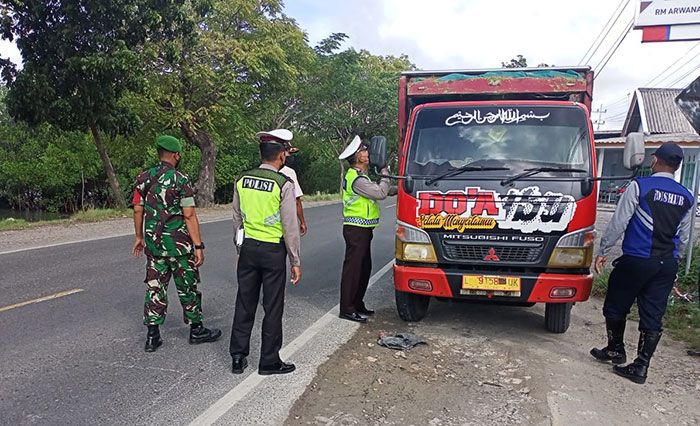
[406,105,591,177]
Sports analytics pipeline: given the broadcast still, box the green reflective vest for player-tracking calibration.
[343,168,380,228]
[236,168,288,243]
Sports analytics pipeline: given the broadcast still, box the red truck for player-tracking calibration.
[388,67,642,333]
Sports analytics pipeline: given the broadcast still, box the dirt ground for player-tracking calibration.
[286,299,699,426]
[286,209,700,425]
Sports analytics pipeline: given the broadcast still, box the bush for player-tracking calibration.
[592,269,610,298]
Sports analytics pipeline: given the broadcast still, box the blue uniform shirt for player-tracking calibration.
[599,172,693,259]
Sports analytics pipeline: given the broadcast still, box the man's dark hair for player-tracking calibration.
[260,141,286,161]
[157,148,170,159]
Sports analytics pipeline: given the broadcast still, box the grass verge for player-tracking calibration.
[0,208,131,232]
[0,218,32,231]
[304,192,341,202]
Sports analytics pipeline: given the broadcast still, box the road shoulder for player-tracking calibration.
[285,288,700,425]
[0,201,339,255]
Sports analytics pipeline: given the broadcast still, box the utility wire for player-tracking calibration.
[606,111,629,120]
[654,52,700,87]
[584,0,631,66]
[645,42,700,87]
[578,0,628,65]
[606,96,632,108]
[667,61,700,87]
[600,42,699,108]
[594,18,634,80]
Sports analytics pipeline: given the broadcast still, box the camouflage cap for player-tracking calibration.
[156,135,183,153]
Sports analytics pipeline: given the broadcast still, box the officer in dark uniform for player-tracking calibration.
[337,136,391,323]
[229,135,302,375]
[591,142,693,384]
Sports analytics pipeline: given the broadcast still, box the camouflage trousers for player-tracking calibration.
[143,255,203,326]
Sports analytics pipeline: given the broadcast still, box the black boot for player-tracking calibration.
[590,319,627,364]
[145,325,162,352]
[613,330,662,384]
[189,323,222,344]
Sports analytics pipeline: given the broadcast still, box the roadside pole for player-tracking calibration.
[685,156,700,276]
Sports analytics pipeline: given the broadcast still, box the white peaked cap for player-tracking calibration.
[255,128,293,142]
[338,135,362,160]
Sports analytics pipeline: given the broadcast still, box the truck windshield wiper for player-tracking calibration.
[425,163,510,185]
[500,167,589,186]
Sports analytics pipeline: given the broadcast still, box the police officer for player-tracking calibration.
[337,136,391,323]
[257,129,308,236]
[591,142,693,384]
[229,134,302,375]
[132,135,221,352]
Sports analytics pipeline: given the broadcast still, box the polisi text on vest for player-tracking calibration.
[242,177,274,192]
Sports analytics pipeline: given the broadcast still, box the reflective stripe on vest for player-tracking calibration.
[236,168,288,243]
[342,168,380,228]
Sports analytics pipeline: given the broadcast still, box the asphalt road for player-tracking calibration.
[0,201,397,425]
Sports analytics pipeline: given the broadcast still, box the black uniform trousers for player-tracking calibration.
[229,239,287,367]
[340,225,373,315]
[603,255,678,332]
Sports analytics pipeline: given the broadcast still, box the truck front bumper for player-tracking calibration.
[393,264,592,303]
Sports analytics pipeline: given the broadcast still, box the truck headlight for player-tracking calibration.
[395,220,438,263]
[547,227,596,268]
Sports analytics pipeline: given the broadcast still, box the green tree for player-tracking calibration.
[0,121,102,212]
[501,55,553,68]
[501,55,528,68]
[298,34,413,191]
[140,0,311,206]
[0,1,178,208]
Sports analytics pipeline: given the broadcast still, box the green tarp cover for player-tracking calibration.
[414,70,583,82]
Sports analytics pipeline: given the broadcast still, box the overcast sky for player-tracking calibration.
[285,0,700,131]
[2,0,698,131]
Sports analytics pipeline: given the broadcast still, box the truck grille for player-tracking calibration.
[442,242,543,263]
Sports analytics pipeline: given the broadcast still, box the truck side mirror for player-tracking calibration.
[623,132,645,170]
[369,136,387,170]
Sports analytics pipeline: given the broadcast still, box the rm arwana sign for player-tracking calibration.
[635,1,700,42]
[635,1,700,27]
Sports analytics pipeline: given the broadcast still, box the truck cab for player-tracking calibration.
[393,67,599,333]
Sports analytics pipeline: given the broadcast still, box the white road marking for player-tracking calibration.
[0,288,84,313]
[189,259,395,426]
[384,203,396,209]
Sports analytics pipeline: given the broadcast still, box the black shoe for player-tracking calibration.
[339,312,367,323]
[258,361,296,376]
[231,355,248,374]
[145,326,162,352]
[357,307,375,316]
[590,319,627,364]
[613,330,661,385]
[189,324,222,344]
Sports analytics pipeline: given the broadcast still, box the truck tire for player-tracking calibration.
[395,290,430,322]
[544,302,572,333]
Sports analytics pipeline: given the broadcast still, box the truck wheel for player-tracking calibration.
[395,290,430,322]
[544,302,572,333]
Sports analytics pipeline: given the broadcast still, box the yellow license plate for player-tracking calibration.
[462,275,521,292]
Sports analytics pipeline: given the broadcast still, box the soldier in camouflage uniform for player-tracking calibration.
[132,135,221,352]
